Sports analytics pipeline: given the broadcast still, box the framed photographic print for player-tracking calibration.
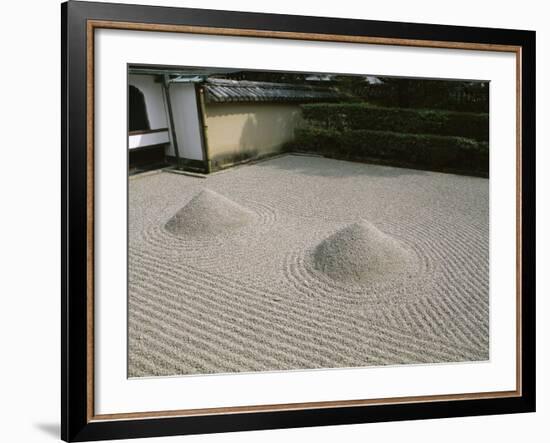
[61,1,536,441]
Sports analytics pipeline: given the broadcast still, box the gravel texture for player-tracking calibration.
[128,155,489,377]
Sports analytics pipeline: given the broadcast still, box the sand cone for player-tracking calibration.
[312,221,413,284]
[165,189,254,237]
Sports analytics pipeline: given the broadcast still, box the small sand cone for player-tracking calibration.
[312,221,413,284]
[165,189,255,237]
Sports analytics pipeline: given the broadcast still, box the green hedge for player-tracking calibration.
[290,127,488,176]
[301,103,489,142]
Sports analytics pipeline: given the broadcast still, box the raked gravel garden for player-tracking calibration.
[128,154,489,377]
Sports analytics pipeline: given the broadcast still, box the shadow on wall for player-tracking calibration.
[239,107,299,152]
[209,105,301,170]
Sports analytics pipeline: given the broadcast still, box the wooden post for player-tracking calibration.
[162,74,181,169]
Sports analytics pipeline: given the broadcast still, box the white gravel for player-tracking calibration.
[128,154,489,377]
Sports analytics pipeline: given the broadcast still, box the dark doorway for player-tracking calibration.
[129,85,150,132]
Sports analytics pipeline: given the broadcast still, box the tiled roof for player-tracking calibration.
[204,78,342,104]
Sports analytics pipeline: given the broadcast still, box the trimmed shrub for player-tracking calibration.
[301,103,489,142]
[362,79,489,113]
[290,127,488,175]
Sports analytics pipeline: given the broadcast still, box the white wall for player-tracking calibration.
[0,1,547,443]
[169,83,204,160]
[128,74,168,130]
[128,74,172,150]
[128,130,170,149]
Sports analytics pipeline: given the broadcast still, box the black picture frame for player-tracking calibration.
[61,1,536,441]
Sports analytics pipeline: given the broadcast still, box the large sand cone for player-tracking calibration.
[165,189,255,237]
[312,221,413,284]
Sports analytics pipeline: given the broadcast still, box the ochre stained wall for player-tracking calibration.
[203,103,303,168]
